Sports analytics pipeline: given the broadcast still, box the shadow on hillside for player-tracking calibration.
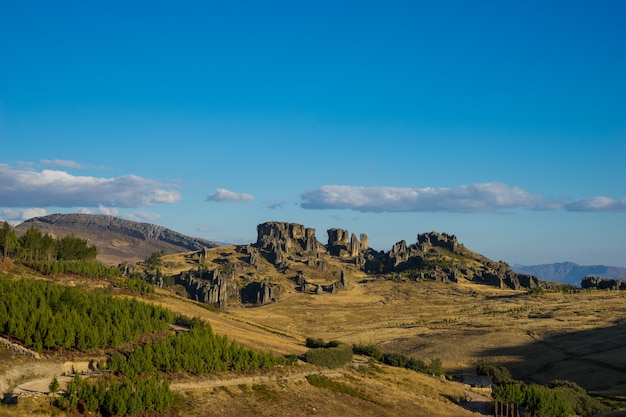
[477,321,626,398]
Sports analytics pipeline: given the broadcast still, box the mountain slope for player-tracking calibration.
[512,261,626,285]
[14,213,219,265]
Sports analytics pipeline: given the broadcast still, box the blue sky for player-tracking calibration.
[1,1,625,267]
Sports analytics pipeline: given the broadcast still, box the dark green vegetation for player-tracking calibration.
[57,320,286,416]
[353,343,444,376]
[22,259,122,278]
[304,338,354,368]
[57,373,174,417]
[479,362,610,417]
[1,221,120,278]
[0,276,174,351]
[107,319,286,376]
[1,222,98,261]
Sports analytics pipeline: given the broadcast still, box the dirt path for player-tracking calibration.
[1,360,95,395]
[460,389,493,415]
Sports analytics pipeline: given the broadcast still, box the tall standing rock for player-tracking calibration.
[350,233,360,257]
[360,233,368,251]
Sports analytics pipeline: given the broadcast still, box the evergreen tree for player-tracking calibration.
[0,221,19,258]
[49,376,60,393]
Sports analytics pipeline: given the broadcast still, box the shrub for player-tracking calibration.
[476,361,512,384]
[305,343,353,368]
[352,343,383,361]
[549,380,610,416]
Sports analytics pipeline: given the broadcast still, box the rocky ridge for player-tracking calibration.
[128,220,562,308]
[14,213,219,265]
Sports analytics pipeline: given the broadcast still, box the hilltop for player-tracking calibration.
[13,213,219,266]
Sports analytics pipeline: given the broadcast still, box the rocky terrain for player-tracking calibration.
[126,221,561,310]
[13,213,219,265]
[2,217,626,416]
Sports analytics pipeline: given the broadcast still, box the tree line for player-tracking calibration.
[1,222,98,261]
[0,277,174,352]
[107,319,287,377]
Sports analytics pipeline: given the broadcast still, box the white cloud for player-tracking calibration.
[1,208,48,223]
[77,205,119,216]
[0,164,181,208]
[301,183,556,213]
[40,159,84,169]
[564,196,626,212]
[206,188,254,202]
[120,211,163,222]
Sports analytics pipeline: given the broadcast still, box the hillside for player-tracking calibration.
[13,213,219,266]
[1,219,625,416]
[513,262,626,285]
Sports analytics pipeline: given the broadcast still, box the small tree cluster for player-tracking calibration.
[0,223,99,261]
[549,380,609,416]
[493,381,572,417]
[476,361,512,384]
[119,275,155,295]
[57,373,174,416]
[107,320,286,376]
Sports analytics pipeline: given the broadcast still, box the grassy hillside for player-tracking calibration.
[1,243,625,416]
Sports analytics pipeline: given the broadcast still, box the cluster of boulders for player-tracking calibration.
[581,276,626,290]
[240,279,282,304]
[128,221,570,309]
[475,261,543,290]
[253,222,555,292]
[176,268,232,306]
[294,270,347,295]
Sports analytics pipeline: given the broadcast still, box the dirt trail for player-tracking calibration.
[1,360,94,395]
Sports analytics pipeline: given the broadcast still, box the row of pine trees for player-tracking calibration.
[0,221,98,261]
[0,277,174,352]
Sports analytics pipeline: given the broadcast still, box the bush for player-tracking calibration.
[493,382,572,417]
[476,361,512,384]
[352,343,383,361]
[305,343,353,368]
[549,380,610,416]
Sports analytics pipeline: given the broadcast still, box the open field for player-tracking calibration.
[227,277,626,399]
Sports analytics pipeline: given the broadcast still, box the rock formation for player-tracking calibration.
[241,279,283,304]
[581,276,626,290]
[255,222,321,267]
[175,268,232,306]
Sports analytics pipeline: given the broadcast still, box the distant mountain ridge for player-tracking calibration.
[14,213,219,265]
[512,261,626,285]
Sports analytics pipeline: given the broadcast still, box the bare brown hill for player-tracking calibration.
[13,213,219,266]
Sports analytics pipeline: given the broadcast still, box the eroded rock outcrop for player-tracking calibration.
[255,222,321,267]
[581,276,626,290]
[176,268,232,306]
[241,279,283,304]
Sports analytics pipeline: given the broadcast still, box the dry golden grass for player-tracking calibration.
[145,247,626,399]
[2,246,626,417]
